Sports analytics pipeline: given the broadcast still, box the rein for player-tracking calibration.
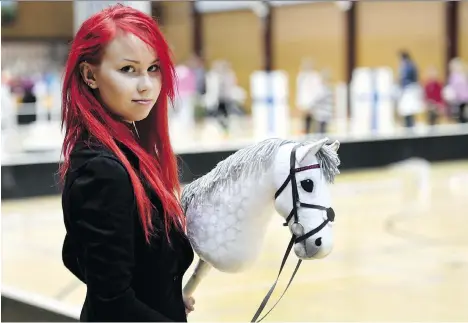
[250,143,334,322]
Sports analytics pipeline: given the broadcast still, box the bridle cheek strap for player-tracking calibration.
[251,144,331,322]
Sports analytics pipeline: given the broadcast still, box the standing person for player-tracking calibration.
[296,58,322,134]
[174,62,197,130]
[423,67,444,126]
[397,50,421,128]
[206,60,236,134]
[188,53,206,98]
[187,54,207,124]
[59,4,195,322]
[447,58,468,123]
[312,69,334,134]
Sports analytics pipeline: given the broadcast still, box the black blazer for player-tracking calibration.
[61,135,194,322]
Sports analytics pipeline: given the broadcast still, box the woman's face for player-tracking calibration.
[82,32,162,122]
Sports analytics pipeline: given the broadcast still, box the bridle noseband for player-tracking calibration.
[251,143,336,322]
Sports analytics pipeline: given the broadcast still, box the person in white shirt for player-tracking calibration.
[296,59,322,134]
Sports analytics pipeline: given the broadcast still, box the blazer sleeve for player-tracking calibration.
[69,155,172,322]
[62,233,86,283]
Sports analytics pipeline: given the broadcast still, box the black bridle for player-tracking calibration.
[251,143,336,322]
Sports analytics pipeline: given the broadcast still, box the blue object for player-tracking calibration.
[266,72,275,133]
[370,70,379,133]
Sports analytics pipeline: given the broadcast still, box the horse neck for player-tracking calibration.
[237,166,277,241]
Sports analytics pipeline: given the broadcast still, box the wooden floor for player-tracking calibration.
[2,159,468,322]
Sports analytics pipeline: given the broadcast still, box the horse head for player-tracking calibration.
[272,138,340,260]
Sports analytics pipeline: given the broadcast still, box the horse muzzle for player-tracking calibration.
[291,207,335,259]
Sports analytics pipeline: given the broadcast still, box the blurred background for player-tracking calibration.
[2,1,468,322]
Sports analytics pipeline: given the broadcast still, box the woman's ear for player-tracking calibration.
[79,62,98,89]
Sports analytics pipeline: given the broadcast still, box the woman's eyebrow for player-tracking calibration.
[123,58,160,64]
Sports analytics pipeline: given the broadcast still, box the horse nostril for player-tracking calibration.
[315,238,322,246]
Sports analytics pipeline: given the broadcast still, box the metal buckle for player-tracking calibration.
[291,222,304,237]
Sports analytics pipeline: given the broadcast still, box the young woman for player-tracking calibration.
[60,4,195,322]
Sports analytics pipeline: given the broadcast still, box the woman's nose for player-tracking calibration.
[137,75,152,93]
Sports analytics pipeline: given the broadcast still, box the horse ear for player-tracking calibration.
[296,138,328,164]
[329,140,340,152]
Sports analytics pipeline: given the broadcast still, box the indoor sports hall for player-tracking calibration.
[2,1,468,321]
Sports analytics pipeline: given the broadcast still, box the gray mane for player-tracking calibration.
[316,142,341,184]
[181,138,340,211]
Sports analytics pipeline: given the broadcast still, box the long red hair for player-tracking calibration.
[59,4,184,243]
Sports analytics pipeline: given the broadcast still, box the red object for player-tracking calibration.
[424,80,444,105]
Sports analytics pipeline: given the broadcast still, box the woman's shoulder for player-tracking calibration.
[69,139,121,169]
[64,144,134,210]
[66,138,134,190]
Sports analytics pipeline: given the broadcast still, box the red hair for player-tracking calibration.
[59,4,184,243]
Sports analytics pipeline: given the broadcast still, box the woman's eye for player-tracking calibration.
[120,66,135,73]
[300,179,314,193]
[148,65,160,72]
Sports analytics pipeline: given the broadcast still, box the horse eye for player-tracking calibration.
[300,179,314,193]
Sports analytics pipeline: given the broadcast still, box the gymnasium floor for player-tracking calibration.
[2,159,468,322]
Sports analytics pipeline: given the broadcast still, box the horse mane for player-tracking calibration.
[181,137,340,212]
[316,142,341,184]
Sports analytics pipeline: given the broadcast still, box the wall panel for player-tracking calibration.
[357,2,445,81]
[458,1,468,64]
[203,9,263,111]
[158,1,192,64]
[273,3,346,114]
[2,2,73,40]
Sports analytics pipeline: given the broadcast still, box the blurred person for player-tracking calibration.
[1,70,17,132]
[174,62,197,129]
[423,67,445,126]
[447,58,468,123]
[397,50,421,128]
[206,60,237,134]
[21,80,36,104]
[59,4,195,322]
[296,58,322,134]
[187,53,206,97]
[187,54,207,123]
[311,69,334,134]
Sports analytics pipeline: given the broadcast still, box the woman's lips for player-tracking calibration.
[132,99,153,105]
